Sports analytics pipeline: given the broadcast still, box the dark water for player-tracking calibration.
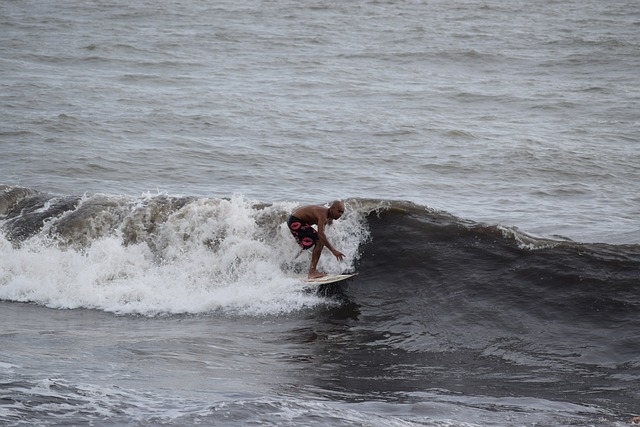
[1,186,639,425]
[356,202,640,404]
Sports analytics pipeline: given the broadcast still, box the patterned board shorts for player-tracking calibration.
[288,215,318,249]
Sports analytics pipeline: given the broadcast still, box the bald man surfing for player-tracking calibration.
[287,201,345,279]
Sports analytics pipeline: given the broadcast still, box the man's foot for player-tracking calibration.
[308,271,327,279]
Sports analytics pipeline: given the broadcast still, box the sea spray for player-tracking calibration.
[0,188,371,315]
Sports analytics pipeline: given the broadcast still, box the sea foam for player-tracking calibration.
[0,192,369,316]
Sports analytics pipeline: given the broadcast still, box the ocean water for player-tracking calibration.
[1,0,639,425]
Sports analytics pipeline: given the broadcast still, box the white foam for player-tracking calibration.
[0,195,369,316]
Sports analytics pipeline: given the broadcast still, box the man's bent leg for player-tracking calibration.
[308,242,326,279]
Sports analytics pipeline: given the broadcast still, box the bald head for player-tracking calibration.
[328,201,345,220]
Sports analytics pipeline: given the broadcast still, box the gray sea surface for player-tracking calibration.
[2,0,639,243]
[1,1,640,426]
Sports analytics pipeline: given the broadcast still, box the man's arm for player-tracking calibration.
[317,216,345,261]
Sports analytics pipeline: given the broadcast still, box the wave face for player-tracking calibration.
[358,200,640,343]
[1,186,638,318]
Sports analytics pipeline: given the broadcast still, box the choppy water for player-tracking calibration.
[1,0,640,425]
[2,0,639,243]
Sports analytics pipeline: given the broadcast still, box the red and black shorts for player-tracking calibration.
[288,215,318,249]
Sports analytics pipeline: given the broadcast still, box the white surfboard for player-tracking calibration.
[302,273,357,284]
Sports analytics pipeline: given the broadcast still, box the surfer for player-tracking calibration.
[288,201,346,279]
